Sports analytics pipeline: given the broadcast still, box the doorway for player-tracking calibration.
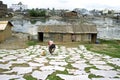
[91,34,97,43]
[38,32,43,42]
[71,34,76,42]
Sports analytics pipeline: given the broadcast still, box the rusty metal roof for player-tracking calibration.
[0,21,13,31]
[38,24,97,34]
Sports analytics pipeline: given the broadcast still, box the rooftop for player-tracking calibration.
[38,24,97,34]
[0,21,13,31]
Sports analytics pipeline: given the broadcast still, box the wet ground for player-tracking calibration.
[0,45,120,80]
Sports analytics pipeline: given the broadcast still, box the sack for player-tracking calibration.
[41,51,46,56]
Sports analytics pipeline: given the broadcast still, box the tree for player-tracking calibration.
[29,8,46,17]
[108,10,112,14]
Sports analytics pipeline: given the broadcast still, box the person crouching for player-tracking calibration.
[48,40,56,54]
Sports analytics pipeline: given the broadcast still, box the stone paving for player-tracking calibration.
[0,45,120,80]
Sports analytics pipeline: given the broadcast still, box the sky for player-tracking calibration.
[2,0,120,10]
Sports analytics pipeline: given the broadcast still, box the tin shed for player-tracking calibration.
[38,24,97,43]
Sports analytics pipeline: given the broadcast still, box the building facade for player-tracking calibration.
[0,1,7,17]
[63,11,78,18]
[0,21,13,42]
[38,24,97,43]
[10,2,27,11]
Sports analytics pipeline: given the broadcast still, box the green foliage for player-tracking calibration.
[65,63,75,69]
[99,39,118,44]
[27,41,37,46]
[94,40,120,58]
[88,74,103,79]
[23,74,37,80]
[84,44,93,51]
[85,39,120,58]
[85,66,99,73]
[65,56,71,62]
[108,10,112,14]
[29,9,46,17]
[107,62,120,70]
[0,68,8,73]
[30,20,37,24]
[46,69,68,80]
[11,63,29,68]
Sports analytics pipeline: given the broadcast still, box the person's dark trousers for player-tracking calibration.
[49,44,56,54]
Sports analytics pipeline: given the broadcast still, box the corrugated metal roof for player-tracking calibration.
[38,25,74,33]
[73,24,97,33]
[0,21,13,31]
[38,24,97,34]
[0,21,8,30]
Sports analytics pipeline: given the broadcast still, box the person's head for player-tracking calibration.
[48,40,54,46]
